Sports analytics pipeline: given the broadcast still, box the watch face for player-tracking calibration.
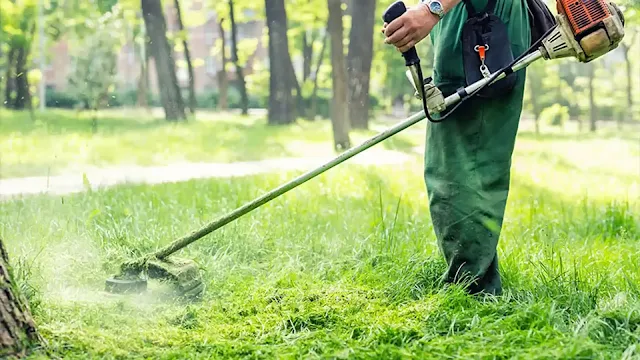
[429,2,443,13]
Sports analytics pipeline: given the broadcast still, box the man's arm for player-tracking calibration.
[383,0,463,53]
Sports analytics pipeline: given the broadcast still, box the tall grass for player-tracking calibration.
[2,137,639,358]
[2,112,639,358]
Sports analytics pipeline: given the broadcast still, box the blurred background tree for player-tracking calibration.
[0,0,638,145]
[67,6,125,131]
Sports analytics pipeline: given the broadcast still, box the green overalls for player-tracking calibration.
[425,0,531,295]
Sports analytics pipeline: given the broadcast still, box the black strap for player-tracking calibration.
[461,0,497,17]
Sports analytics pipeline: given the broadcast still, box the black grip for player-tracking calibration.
[382,1,420,66]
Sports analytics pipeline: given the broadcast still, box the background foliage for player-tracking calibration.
[2,0,636,131]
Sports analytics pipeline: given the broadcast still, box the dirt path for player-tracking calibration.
[0,149,415,200]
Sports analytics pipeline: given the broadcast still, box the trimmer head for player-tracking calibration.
[105,275,148,294]
[105,256,204,299]
[146,257,205,298]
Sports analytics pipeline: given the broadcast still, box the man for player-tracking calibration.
[383,0,531,295]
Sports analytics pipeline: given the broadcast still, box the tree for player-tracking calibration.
[283,0,327,119]
[4,47,17,108]
[67,7,123,132]
[173,0,197,115]
[12,40,34,112]
[617,3,639,126]
[137,28,151,110]
[265,0,297,124]
[309,26,328,120]
[290,0,326,84]
[0,238,43,358]
[347,0,376,129]
[619,30,637,127]
[217,17,229,110]
[302,29,314,82]
[141,0,186,121]
[229,0,249,115]
[287,46,304,118]
[2,0,37,114]
[327,0,351,150]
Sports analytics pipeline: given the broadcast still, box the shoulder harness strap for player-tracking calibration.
[461,0,497,17]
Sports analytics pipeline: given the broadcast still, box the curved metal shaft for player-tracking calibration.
[150,51,545,261]
[152,110,429,259]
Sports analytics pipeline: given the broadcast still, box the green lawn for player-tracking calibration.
[2,118,639,359]
[0,108,420,179]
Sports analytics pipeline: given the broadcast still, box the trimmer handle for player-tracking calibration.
[382,1,420,66]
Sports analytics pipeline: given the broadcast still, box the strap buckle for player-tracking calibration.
[474,44,491,78]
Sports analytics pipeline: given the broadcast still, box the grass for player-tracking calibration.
[1,110,639,359]
[0,108,421,179]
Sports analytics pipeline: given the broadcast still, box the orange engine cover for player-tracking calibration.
[557,0,611,36]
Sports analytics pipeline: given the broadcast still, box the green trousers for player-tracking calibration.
[424,0,531,295]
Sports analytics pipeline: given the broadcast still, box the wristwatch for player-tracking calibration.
[421,0,445,19]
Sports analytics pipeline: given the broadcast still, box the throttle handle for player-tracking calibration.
[382,0,420,66]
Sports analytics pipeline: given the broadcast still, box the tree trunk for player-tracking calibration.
[217,19,229,110]
[287,49,303,118]
[229,0,249,115]
[265,0,296,124]
[13,46,33,115]
[217,72,229,109]
[302,30,314,82]
[141,0,186,121]
[327,0,351,150]
[173,0,197,115]
[588,62,596,132]
[621,32,635,129]
[347,0,376,130]
[309,27,328,120]
[624,48,632,128]
[4,47,16,109]
[0,238,43,358]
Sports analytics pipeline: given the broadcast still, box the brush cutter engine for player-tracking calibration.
[403,0,625,115]
[541,0,625,62]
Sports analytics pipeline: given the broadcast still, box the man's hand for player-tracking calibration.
[382,3,440,53]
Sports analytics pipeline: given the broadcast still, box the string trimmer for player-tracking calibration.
[105,0,624,298]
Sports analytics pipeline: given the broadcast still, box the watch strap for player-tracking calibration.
[422,0,445,18]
